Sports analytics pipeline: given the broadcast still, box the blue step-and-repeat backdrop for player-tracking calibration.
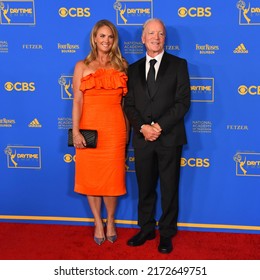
[1,0,260,234]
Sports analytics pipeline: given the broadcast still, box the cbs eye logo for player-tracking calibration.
[64,154,76,163]
[178,7,211,17]
[238,85,260,95]
[59,7,91,18]
[59,8,68,17]
[181,157,210,168]
[5,82,35,92]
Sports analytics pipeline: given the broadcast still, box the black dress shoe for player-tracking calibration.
[158,236,173,254]
[127,230,156,246]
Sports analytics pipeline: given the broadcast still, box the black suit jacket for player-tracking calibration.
[124,52,191,148]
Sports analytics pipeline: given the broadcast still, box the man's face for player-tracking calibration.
[142,20,166,57]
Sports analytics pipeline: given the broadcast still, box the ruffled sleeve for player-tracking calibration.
[80,68,128,95]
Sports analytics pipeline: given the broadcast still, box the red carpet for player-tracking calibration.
[0,223,259,260]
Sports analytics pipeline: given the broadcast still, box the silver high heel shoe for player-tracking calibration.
[106,234,117,243]
[94,223,105,245]
[106,222,117,243]
[94,236,106,245]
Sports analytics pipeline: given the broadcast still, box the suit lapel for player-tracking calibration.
[138,59,150,99]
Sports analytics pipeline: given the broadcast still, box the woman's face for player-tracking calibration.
[95,25,114,53]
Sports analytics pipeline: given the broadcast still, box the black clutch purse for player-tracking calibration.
[68,129,98,148]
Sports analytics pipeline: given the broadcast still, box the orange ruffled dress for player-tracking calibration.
[74,68,128,196]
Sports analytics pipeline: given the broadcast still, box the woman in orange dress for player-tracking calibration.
[72,20,128,245]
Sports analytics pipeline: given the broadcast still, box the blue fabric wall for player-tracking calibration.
[1,0,259,233]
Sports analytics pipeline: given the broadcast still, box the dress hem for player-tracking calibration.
[74,190,127,197]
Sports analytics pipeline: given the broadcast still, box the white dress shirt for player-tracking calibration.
[145,50,164,80]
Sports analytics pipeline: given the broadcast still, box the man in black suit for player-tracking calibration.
[124,18,190,254]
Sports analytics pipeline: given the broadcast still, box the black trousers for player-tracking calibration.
[134,141,183,238]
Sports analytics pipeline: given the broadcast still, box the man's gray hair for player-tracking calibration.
[142,18,166,35]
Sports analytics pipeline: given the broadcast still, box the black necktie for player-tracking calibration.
[147,59,157,97]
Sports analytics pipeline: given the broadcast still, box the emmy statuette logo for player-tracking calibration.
[237,0,251,24]
[59,76,73,99]
[0,2,11,23]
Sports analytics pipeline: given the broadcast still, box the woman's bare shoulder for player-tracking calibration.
[74,60,94,77]
[74,60,86,69]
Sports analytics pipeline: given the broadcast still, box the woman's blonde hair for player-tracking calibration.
[84,19,127,72]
